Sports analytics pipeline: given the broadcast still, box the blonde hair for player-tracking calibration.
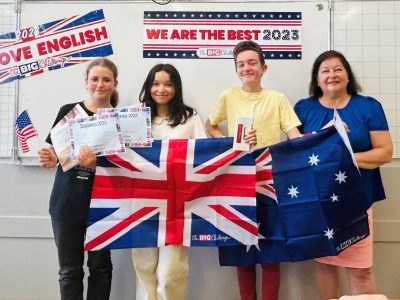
[85,58,119,107]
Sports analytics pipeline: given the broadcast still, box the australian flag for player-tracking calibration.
[219,126,369,265]
[85,138,259,251]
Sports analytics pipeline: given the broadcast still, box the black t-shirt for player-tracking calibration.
[47,102,95,221]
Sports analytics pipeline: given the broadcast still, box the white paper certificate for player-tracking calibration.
[98,106,152,147]
[50,104,89,172]
[233,115,253,151]
[69,113,125,160]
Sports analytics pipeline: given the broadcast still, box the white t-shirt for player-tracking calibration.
[152,112,207,139]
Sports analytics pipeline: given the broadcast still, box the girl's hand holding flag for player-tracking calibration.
[38,147,57,168]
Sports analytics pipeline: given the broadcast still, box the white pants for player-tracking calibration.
[132,246,188,300]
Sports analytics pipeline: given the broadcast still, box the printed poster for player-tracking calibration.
[143,11,302,59]
[0,9,113,84]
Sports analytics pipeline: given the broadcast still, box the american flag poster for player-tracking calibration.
[85,138,259,251]
[85,127,369,264]
[0,9,113,84]
[219,126,369,265]
[143,11,302,59]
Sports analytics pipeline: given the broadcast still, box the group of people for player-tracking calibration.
[38,40,392,300]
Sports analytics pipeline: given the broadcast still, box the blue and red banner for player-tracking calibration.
[0,9,113,84]
[143,11,302,59]
[85,127,370,264]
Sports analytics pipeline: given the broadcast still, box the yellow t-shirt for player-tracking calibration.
[208,87,301,148]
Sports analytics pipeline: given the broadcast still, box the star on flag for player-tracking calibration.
[288,185,299,198]
[330,193,339,202]
[335,170,347,184]
[308,153,320,166]
[324,228,335,240]
[246,223,266,252]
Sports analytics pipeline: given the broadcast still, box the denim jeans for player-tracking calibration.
[51,219,112,300]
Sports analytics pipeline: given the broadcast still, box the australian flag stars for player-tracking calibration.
[219,126,370,265]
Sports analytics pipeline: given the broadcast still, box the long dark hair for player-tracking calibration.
[139,64,194,127]
[85,58,119,107]
[309,50,362,98]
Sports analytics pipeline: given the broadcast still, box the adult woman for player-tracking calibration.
[38,58,118,299]
[294,50,392,299]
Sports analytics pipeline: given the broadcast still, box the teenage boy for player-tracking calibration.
[206,40,302,300]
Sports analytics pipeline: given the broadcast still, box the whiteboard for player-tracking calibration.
[16,0,329,159]
[0,1,16,158]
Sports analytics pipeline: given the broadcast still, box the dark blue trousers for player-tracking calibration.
[51,219,112,300]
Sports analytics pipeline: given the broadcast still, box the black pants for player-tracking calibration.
[51,219,112,300]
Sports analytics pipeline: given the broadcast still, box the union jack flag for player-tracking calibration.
[15,110,38,153]
[85,138,262,251]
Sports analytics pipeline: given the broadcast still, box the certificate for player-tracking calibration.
[98,105,152,147]
[69,113,125,160]
[50,104,89,171]
[233,115,253,151]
